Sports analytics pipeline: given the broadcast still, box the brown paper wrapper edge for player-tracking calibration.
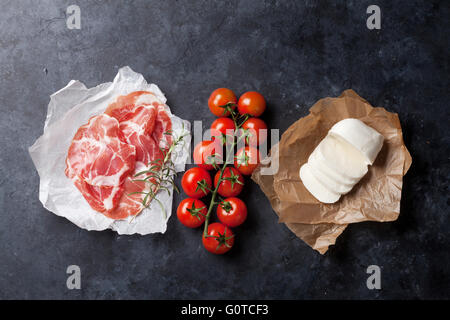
[251,89,412,254]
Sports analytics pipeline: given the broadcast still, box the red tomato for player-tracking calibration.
[240,117,268,146]
[202,223,235,254]
[214,167,244,197]
[208,88,237,117]
[234,146,260,175]
[237,91,266,117]
[210,117,236,144]
[217,197,247,227]
[181,167,212,198]
[193,140,223,170]
[177,198,207,228]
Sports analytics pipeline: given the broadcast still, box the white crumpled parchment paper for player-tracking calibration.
[29,66,191,235]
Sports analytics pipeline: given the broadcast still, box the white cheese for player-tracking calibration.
[307,161,354,195]
[299,118,384,204]
[317,135,368,180]
[299,163,341,203]
[329,118,384,165]
[309,147,359,186]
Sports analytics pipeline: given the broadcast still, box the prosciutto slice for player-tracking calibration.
[116,106,158,165]
[105,91,169,164]
[66,91,173,220]
[72,177,124,213]
[153,104,173,150]
[106,162,154,220]
[104,91,173,219]
[65,114,136,186]
[65,114,136,212]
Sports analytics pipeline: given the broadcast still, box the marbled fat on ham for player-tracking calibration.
[65,114,136,212]
[105,91,173,219]
[65,91,173,220]
[65,114,136,187]
[72,176,125,213]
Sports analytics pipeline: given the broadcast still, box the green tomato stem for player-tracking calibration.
[202,109,245,237]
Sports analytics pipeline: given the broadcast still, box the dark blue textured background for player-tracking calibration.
[0,0,448,299]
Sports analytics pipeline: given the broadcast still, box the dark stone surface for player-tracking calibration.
[0,0,449,299]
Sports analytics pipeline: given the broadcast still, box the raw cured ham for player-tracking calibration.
[104,91,158,121]
[65,91,173,220]
[72,176,124,213]
[106,162,154,220]
[105,91,172,165]
[153,104,173,150]
[104,91,173,219]
[106,104,174,219]
[65,114,136,186]
[117,105,158,164]
[65,114,136,213]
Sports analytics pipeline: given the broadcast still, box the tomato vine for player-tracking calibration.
[202,103,249,237]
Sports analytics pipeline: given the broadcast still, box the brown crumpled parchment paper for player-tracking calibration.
[251,89,412,254]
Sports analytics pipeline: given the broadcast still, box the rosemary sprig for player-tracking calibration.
[129,124,188,220]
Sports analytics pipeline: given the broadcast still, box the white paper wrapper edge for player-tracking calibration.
[29,66,191,235]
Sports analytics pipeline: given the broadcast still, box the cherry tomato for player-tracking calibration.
[210,117,236,144]
[240,117,268,146]
[234,146,260,175]
[181,167,212,198]
[214,167,244,198]
[237,91,266,117]
[208,88,237,117]
[217,197,247,227]
[177,198,207,228]
[193,140,223,170]
[202,223,235,254]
